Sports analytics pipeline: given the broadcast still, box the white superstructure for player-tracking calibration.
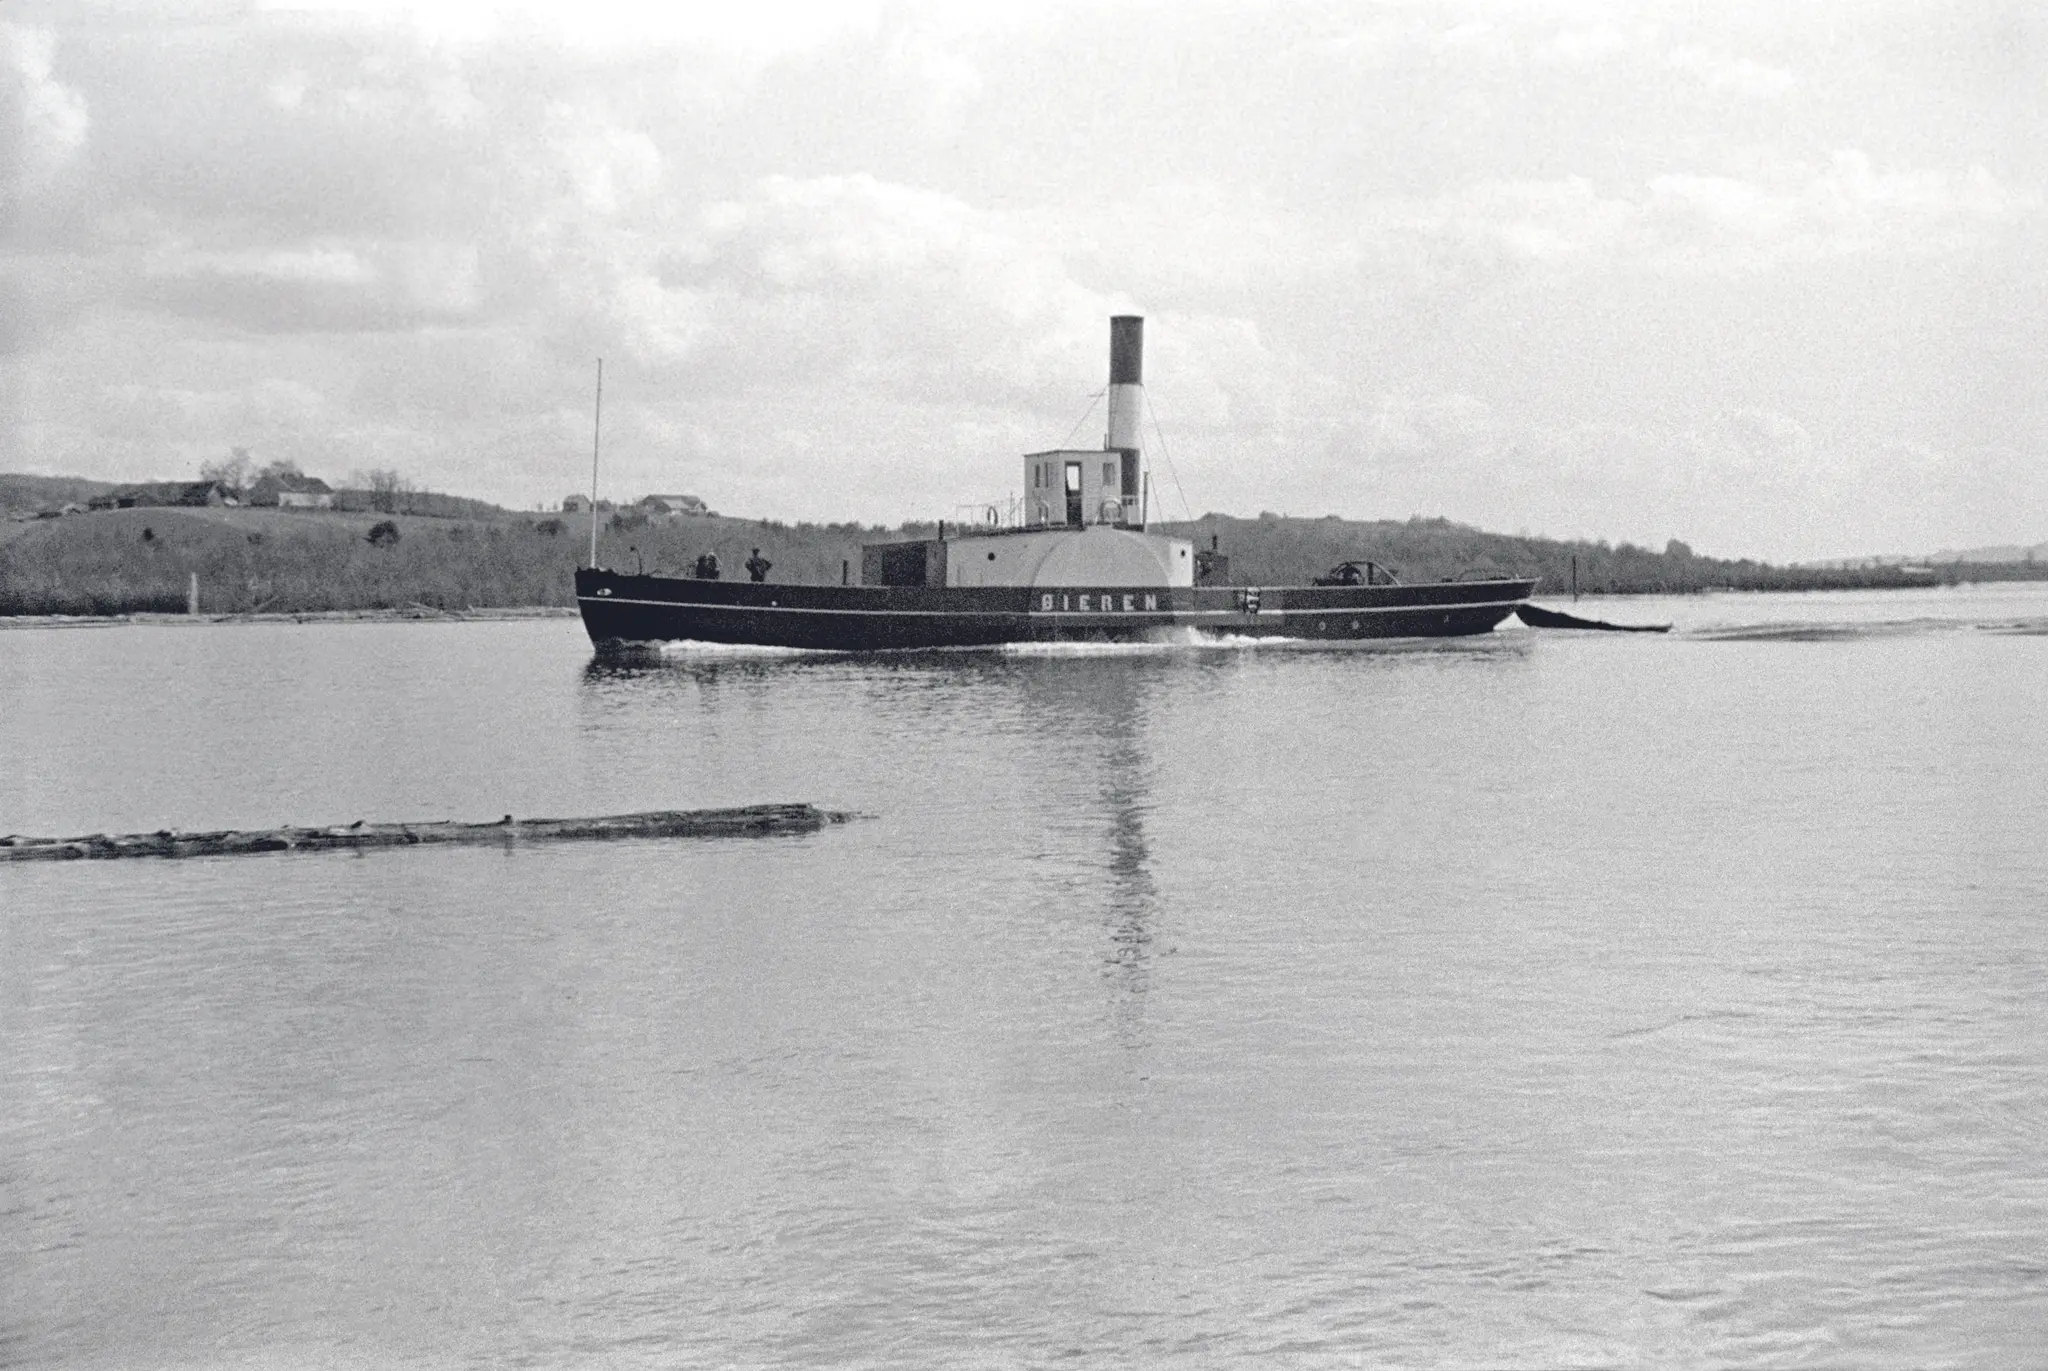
[863,315,1193,590]
[943,525,1194,588]
[968,315,1187,588]
[1024,315,1147,532]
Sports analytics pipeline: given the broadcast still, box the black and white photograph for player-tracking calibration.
[4,1,2045,1365]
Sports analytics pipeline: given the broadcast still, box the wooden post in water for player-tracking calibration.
[187,572,199,615]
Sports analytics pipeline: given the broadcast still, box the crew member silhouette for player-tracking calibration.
[693,551,721,580]
[745,548,772,582]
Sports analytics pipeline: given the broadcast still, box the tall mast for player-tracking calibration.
[588,357,603,568]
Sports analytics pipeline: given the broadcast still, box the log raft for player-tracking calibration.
[0,804,854,863]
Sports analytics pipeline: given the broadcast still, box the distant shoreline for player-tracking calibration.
[5,497,2045,619]
[10,582,2047,634]
[0,606,579,630]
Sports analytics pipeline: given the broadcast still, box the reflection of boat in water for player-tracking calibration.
[576,317,1535,652]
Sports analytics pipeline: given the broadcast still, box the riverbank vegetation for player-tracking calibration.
[3,485,2042,617]
[1156,514,2045,595]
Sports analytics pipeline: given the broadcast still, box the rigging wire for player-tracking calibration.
[1058,390,1106,449]
[1144,389,1195,524]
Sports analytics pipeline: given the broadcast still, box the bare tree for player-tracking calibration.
[201,447,254,496]
[352,467,413,514]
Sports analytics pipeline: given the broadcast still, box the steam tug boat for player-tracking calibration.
[575,317,1535,652]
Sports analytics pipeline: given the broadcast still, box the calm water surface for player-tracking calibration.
[4,585,2046,1368]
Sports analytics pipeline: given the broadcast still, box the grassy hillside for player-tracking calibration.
[0,504,893,615]
[0,474,120,520]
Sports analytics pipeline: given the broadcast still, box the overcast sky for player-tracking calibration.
[4,0,2043,560]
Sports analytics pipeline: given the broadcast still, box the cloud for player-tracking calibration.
[99,374,332,439]
[255,0,886,61]
[1,22,90,208]
[666,174,1296,432]
[130,240,483,332]
[1666,45,1796,97]
[1648,152,2034,266]
[1534,26,1633,65]
[883,26,983,120]
[1031,183,1362,307]
[0,269,42,358]
[1322,12,1518,66]
[1276,396,2026,562]
[1399,175,1637,267]
[645,173,1112,402]
[1384,153,2036,277]
[1354,391,1504,475]
[4,0,2044,558]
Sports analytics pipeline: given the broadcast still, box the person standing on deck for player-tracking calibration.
[745,548,772,583]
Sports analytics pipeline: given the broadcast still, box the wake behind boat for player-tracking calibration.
[576,317,1534,652]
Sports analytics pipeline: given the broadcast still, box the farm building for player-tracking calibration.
[250,472,335,508]
[640,493,711,517]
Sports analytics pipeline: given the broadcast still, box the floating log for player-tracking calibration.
[1516,603,1672,633]
[0,804,853,863]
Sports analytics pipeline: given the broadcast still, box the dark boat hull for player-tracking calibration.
[576,569,1536,651]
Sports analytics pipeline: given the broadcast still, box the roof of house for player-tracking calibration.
[99,480,234,504]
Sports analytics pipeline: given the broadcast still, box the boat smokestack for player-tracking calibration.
[1105,315,1143,525]
[1109,316,1143,389]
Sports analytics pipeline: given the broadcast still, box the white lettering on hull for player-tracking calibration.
[1035,592,1162,613]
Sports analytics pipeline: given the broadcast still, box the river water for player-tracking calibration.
[4,585,2046,1368]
